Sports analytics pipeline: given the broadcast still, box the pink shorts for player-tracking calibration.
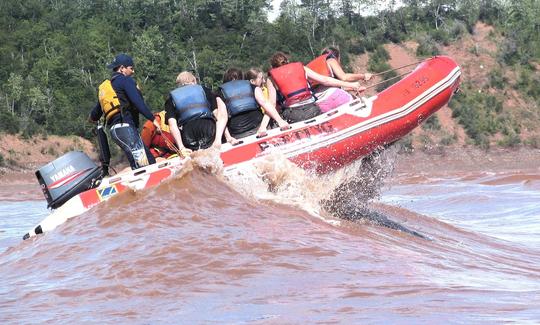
[315,88,353,113]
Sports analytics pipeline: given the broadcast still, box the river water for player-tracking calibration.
[0,150,539,324]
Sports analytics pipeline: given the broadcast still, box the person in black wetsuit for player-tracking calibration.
[89,53,160,170]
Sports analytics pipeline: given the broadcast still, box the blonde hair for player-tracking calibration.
[176,71,197,86]
[245,67,263,81]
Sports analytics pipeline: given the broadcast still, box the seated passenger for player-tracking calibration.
[307,46,372,112]
[218,68,290,140]
[218,68,262,140]
[245,68,290,135]
[165,71,228,153]
[140,110,177,159]
[308,46,373,85]
[266,52,365,123]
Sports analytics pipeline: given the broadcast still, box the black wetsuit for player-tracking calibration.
[90,72,155,169]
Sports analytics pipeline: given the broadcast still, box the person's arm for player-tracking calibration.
[165,97,189,154]
[167,118,183,148]
[254,87,289,129]
[305,66,366,93]
[213,97,228,148]
[123,78,162,132]
[215,89,237,144]
[224,128,239,144]
[123,78,156,122]
[327,58,372,82]
[257,115,271,134]
[89,102,103,123]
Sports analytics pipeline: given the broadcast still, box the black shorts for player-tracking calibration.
[181,118,216,150]
[281,102,322,123]
[229,110,263,139]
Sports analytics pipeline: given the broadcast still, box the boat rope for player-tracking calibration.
[364,69,414,91]
[159,130,182,156]
[161,131,193,158]
[370,57,433,77]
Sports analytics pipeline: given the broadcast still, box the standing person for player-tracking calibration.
[218,68,289,140]
[140,110,177,159]
[89,53,160,170]
[267,51,365,123]
[165,71,228,153]
[306,46,373,113]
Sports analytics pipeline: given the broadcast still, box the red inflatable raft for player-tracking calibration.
[24,56,461,239]
[222,55,461,173]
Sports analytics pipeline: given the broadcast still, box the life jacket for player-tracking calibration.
[98,76,121,122]
[306,54,333,87]
[261,84,270,100]
[156,110,170,134]
[269,62,314,107]
[151,112,175,158]
[170,85,213,125]
[259,84,270,114]
[219,80,258,117]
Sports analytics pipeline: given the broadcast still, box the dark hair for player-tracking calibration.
[321,46,340,60]
[270,52,289,68]
[245,68,263,81]
[223,67,243,83]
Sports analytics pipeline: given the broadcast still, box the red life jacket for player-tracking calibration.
[269,62,314,107]
[141,111,176,158]
[306,54,332,87]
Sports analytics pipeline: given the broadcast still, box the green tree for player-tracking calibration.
[4,73,23,115]
[133,26,165,85]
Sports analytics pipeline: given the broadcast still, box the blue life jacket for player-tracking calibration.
[170,85,213,125]
[219,80,258,117]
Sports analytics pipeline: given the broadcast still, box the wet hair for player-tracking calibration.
[223,67,243,83]
[245,68,263,81]
[321,46,340,60]
[270,52,290,68]
[176,71,197,86]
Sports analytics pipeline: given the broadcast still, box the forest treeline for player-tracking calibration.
[0,0,538,146]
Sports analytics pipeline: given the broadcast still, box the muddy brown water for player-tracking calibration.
[0,148,539,324]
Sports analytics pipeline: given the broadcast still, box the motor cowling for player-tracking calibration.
[35,151,103,209]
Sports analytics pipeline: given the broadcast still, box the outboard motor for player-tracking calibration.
[35,151,103,209]
[97,124,111,177]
